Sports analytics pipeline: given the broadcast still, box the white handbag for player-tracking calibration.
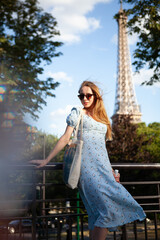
[63,109,83,189]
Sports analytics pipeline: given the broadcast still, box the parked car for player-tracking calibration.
[8,219,40,234]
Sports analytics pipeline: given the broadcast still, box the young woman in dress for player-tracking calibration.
[31,81,146,240]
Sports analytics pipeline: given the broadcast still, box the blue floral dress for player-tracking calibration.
[66,107,146,231]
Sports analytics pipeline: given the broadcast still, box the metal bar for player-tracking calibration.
[42,169,46,216]
[122,181,160,185]
[6,222,8,240]
[144,218,148,240]
[68,216,72,240]
[121,225,127,240]
[133,221,138,240]
[57,216,61,240]
[32,169,37,240]
[111,163,160,170]
[77,192,80,240]
[141,203,160,206]
[45,217,49,240]
[43,135,46,217]
[12,162,160,170]
[134,195,160,200]
[143,210,160,213]
[154,212,158,240]
[80,215,84,240]
[19,218,22,239]
[158,184,160,210]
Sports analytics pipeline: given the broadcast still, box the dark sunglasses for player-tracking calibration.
[78,93,94,100]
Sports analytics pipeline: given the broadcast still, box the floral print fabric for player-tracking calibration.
[66,106,146,231]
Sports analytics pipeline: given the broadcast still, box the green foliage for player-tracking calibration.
[0,0,63,118]
[117,0,160,85]
[26,131,64,162]
[107,116,144,162]
[107,117,160,163]
[137,122,160,161]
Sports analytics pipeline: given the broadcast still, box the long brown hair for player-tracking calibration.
[79,81,112,140]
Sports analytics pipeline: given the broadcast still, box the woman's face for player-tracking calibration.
[79,86,95,109]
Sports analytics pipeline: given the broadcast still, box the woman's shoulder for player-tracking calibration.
[66,106,82,127]
[70,106,82,114]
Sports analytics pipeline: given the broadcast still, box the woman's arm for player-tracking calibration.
[30,125,74,168]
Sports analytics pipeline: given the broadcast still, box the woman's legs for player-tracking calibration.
[89,227,108,240]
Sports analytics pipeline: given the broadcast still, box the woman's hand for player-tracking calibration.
[30,159,48,168]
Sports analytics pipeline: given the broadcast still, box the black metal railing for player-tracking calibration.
[0,163,160,240]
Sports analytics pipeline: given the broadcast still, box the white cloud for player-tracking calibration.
[50,105,73,117]
[49,105,76,135]
[128,33,138,46]
[50,123,57,129]
[47,71,73,85]
[38,0,112,44]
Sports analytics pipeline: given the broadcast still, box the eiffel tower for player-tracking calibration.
[112,0,142,124]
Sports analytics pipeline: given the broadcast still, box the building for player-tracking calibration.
[112,1,142,124]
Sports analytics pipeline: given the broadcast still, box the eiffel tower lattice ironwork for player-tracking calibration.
[112,1,142,124]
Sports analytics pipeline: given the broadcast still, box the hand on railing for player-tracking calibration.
[30,159,48,168]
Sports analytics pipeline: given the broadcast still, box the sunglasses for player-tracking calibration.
[78,93,94,100]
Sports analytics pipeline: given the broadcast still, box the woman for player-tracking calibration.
[31,81,146,240]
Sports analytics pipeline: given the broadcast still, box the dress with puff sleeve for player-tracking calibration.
[65,106,146,232]
[66,106,82,129]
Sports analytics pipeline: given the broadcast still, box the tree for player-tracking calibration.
[136,122,160,162]
[120,0,160,85]
[0,0,63,118]
[107,116,148,163]
[28,131,64,162]
[107,117,160,163]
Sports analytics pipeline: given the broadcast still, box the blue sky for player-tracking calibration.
[31,0,160,137]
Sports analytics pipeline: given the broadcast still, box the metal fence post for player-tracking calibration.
[121,225,127,240]
[158,183,160,210]
[154,212,158,240]
[144,218,148,240]
[32,168,37,240]
[77,191,80,240]
[133,221,138,240]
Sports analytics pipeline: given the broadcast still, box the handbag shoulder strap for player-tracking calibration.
[79,111,83,140]
[74,108,83,139]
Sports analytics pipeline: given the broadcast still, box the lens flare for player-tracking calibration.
[0,85,6,94]
[1,112,15,128]
[3,112,15,120]
[27,126,38,133]
[1,120,13,128]
[0,85,6,102]
[10,89,25,94]
[26,126,38,140]
[0,84,34,218]
[0,95,4,102]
